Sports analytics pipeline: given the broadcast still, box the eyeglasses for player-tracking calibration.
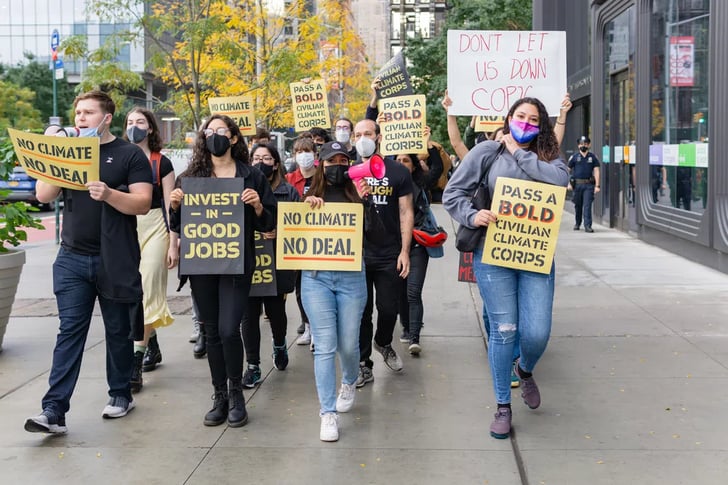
[335,126,351,131]
[252,155,274,162]
[203,127,231,138]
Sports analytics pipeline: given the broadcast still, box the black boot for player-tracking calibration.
[203,386,228,426]
[227,380,248,427]
[193,324,207,359]
[142,333,162,372]
[130,351,144,393]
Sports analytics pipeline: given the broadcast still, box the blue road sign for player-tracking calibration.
[51,29,60,51]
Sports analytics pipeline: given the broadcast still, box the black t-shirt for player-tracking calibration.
[303,177,313,196]
[150,154,174,209]
[61,138,152,255]
[362,158,413,263]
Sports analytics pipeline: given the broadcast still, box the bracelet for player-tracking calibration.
[555,120,565,125]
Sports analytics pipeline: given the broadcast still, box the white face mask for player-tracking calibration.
[355,136,376,158]
[296,151,315,170]
[335,129,350,144]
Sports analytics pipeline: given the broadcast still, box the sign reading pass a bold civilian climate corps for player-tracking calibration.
[446,30,567,117]
[482,178,566,274]
[290,79,331,132]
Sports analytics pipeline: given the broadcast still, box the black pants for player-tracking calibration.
[294,271,309,325]
[398,245,430,339]
[242,294,288,365]
[190,274,250,388]
[360,259,402,368]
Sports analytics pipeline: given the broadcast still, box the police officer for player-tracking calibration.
[568,135,600,233]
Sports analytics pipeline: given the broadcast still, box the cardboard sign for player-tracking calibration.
[475,115,505,133]
[249,232,278,297]
[7,128,99,190]
[377,94,427,156]
[457,251,477,283]
[290,79,331,132]
[208,95,256,136]
[446,30,567,116]
[482,177,566,274]
[179,178,245,275]
[276,201,363,271]
[375,51,414,99]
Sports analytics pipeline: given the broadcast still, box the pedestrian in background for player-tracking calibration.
[568,135,601,233]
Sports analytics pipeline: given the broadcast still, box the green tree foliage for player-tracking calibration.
[405,0,532,154]
[0,80,44,133]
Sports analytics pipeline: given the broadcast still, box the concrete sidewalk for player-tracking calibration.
[1,205,727,484]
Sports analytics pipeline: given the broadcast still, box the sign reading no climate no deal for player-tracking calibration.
[290,79,331,132]
[7,128,99,190]
[208,95,256,136]
[482,177,566,274]
[276,201,363,271]
[180,178,245,275]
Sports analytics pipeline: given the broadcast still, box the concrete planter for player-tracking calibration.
[0,249,25,352]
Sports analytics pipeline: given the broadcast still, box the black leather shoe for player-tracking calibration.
[193,324,207,358]
[130,351,144,393]
[142,334,162,372]
[203,387,228,426]
[227,382,248,428]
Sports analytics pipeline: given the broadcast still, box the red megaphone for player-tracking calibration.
[346,154,386,184]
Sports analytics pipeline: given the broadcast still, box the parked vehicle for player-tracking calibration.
[0,166,59,211]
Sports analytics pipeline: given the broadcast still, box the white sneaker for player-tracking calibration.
[320,412,339,442]
[297,323,311,345]
[336,383,356,413]
[189,321,200,342]
[102,396,135,419]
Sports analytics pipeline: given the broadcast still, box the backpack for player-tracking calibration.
[150,152,162,186]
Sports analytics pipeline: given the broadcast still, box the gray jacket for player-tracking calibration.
[443,140,569,229]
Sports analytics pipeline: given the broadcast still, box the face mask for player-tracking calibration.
[355,136,376,158]
[206,134,231,157]
[296,152,315,170]
[508,119,540,144]
[126,126,148,144]
[579,146,589,153]
[324,165,348,187]
[255,162,274,178]
[335,130,351,144]
[79,114,109,138]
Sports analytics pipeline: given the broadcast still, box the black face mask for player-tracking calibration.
[126,126,148,144]
[206,134,231,157]
[579,146,589,153]
[324,165,348,186]
[255,163,274,178]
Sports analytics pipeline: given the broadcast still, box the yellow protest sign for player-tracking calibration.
[482,177,566,274]
[290,79,331,132]
[7,128,99,190]
[208,95,256,136]
[276,201,363,271]
[377,94,427,156]
[475,115,505,133]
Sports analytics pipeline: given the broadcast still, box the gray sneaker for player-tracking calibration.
[355,364,374,388]
[102,396,135,419]
[24,409,67,434]
[514,359,541,409]
[189,321,200,342]
[373,342,403,372]
[490,407,512,439]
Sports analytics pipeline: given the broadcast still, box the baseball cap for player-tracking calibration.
[318,141,350,162]
[578,135,591,143]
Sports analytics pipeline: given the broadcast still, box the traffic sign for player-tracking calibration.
[51,29,60,51]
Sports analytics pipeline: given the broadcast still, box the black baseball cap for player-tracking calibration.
[578,135,591,143]
[318,141,350,161]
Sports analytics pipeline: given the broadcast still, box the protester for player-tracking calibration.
[169,114,276,428]
[300,141,369,442]
[241,143,299,387]
[332,117,357,160]
[25,91,153,434]
[443,97,569,440]
[352,118,414,387]
[123,107,178,392]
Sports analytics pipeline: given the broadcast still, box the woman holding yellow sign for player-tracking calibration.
[443,97,569,440]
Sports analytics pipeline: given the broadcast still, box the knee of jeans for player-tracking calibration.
[492,322,517,343]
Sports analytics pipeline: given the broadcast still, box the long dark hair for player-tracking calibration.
[183,114,248,177]
[250,142,283,190]
[398,153,426,188]
[124,107,163,152]
[502,97,560,162]
[305,160,361,203]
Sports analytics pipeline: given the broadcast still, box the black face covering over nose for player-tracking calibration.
[324,165,348,186]
[206,134,231,157]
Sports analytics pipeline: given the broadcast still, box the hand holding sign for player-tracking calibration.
[170,187,184,211]
[86,181,111,201]
[242,188,263,215]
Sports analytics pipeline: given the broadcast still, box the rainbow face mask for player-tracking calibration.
[508,119,540,144]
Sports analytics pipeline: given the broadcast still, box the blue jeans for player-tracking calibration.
[573,184,595,228]
[302,270,366,414]
[43,247,137,417]
[475,275,520,363]
[473,247,555,404]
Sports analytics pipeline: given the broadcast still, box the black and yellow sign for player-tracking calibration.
[482,177,566,274]
[290,79,331,132]
[377,94,427,156]
[475,115,505,132]
[375,51,414,99]
[208,95,256,136]
[7,128,99,190]
[276,201,363,271]
[249,232,277,297]
[180,178,245,275]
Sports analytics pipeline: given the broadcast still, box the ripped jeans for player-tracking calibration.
[473,247,555,404]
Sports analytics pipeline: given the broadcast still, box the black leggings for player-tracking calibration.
[242,294,288,365]
[360,260,402,368]
[190,274,250,388]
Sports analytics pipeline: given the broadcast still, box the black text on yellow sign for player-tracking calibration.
[179,178,246,276]
[377,94,427,156]
[482,177,566,274]
[275,201,364,271]
[208,95,256,136]
[7,128,100,190]
[290,79,331,131]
